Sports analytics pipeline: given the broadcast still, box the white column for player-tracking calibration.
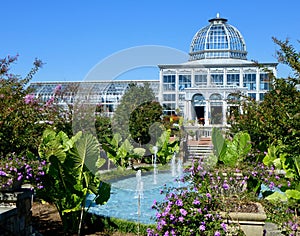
[159,69,164,104]
[207,68,211,86]
[191,69,195,87]
[204,101,209,126]
[256,68,260,101]
[175,70,179,110]
[222,101,227,125]
[224,68,227,87]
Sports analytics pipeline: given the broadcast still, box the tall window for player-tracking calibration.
[163,94,176,101]
[163,75,175,91]
[178,75,191,90]
[163,103,176,115]
[195,74,207,86]
[248,93,256,100]
[259,93,265,101]
[211,74,224,85]
[260,73,270,90]
[243,74,256,90]
[227,74,240,86]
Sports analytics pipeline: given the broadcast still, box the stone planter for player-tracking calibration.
[0,189,33,236]
[221,202,267,236]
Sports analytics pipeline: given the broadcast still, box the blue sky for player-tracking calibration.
[1,0,300,82]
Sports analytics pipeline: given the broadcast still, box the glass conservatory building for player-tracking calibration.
[30,15,277,125]
[158,14,277,125]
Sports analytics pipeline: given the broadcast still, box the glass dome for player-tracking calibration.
[189,14,247,61]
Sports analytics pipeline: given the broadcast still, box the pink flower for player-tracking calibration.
[24,94,35,104]
[54,84,62,94]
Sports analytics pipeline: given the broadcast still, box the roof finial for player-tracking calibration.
[216,13,220,18]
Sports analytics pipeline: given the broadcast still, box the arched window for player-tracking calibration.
[192,94,205,106]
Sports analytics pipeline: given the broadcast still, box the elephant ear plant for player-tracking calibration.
[37,129,111,235]
[212,127,251,167]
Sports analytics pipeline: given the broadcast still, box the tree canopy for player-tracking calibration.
[112,82,163,146]
[228,38,300,162]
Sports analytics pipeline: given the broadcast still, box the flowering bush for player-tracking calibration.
[149,156,300,236]
[0,55,71,191]
[0,152,46,190]
[0,55,71,157]
[148,158,248,236]
[149,188,231,236]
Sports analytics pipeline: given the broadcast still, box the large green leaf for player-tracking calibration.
[263,145,278,166]
[285,189,300,200]
[265,191,288,203]
[225,131,251,167]
[95,181,111,205]
[211,127,227,161]
[38,129,66,163]
[73,133,102,178]
[133,147,146,157]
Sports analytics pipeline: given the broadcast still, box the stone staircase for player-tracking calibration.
[187,137,213,160]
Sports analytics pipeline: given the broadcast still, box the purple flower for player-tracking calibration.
[193,199,200,205]
[175,199,183,206]
[206,193,212,198]
[180,208,187,216]
[199,225,206,231]
[269,182,275,190]
[222,183,229,190]
[178,216,184,222]
[221,222,227,231]
[214,231,221,236]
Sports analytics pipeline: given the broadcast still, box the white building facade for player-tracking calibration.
[158,15,277,125]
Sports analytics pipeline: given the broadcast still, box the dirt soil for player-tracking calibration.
[32,201,136,236]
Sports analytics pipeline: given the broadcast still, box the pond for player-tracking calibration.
[86,170,183,224]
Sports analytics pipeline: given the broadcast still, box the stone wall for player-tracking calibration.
[0,189,33,236]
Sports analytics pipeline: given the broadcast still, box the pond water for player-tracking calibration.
[86,170,183,224]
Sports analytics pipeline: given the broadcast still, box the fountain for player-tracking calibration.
[135,170,143,235]
[135,170,144,199]
[177,157,183,177]
[86,170,185,224]
[171,153,176,177]
[153,146,158,184]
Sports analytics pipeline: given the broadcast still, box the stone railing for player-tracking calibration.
[0,189,33,236]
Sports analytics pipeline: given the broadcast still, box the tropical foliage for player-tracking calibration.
[37,129,111,234]
[102,133,146,169]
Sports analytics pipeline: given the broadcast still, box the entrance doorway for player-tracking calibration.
[192,94,206,125]
[194,106,205,125]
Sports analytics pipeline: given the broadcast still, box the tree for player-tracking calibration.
[112,82,163,146]
[228,38,300,162]
[95,115,113,145]
[129,100,162,145]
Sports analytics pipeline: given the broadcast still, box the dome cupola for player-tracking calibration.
[189,14,247,61]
